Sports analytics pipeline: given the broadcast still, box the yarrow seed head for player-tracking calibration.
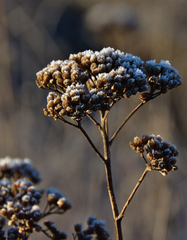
[36,47,182,121]
[130,134,179,176]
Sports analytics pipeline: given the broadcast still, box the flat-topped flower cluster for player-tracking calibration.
[36,47,182,121]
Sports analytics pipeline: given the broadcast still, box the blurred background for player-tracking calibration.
[0,0,187,239]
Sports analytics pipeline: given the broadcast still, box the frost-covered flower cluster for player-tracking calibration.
[36,47,182,121]
[130,134,179,176]
[69,48,147,100]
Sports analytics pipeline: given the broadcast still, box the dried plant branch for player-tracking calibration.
[151,92,162,99]
[86,113,102,130]
[104,160,123,240]
[57,115,78,128]
[141,153,148,164]
[117,166,149,222]
[41,229,54,239]
[110,102,145,145]
[100,112,123,240]
[77,122,105,163]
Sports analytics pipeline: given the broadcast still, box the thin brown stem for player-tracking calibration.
[57,117,105,163]
[104,160,123,240]
[41,229,54,239]
[57,115,78,128]
[103,110,110,122]
[117,167,149,221]
[77,122,105,163]
[43,202,50,215]
[86,113,102,130]
[100,112,123,240]
[141,153,148,164]
[110,102,145,145]
[152,92,161,98]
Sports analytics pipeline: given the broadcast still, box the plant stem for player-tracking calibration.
[100,112,123,240]
[86,113,102,130]
[117,167,149,221]
[58,115,78,128]
[104,160,123,240]
[77,122,105,163]
[110,102,145,145]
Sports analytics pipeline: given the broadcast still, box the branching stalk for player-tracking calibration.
[77,122,106,163]
[110,102,145,145]
[86,113,102,130]
[57,115,78,128]
[117,167,149,221]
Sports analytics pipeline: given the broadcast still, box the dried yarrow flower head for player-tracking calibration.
[36,47,150,121]
[36,47,182,121]
[130,134,179,176]
[0,157,41,183]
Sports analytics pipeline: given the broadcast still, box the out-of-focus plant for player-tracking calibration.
[0,47,182,239]
[0,157,108,239]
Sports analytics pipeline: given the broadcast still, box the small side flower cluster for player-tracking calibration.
[74,216,110,240]
[0,157,71,239]
[130,134,179,176]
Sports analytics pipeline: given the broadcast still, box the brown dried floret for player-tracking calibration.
[36,60,90,93]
